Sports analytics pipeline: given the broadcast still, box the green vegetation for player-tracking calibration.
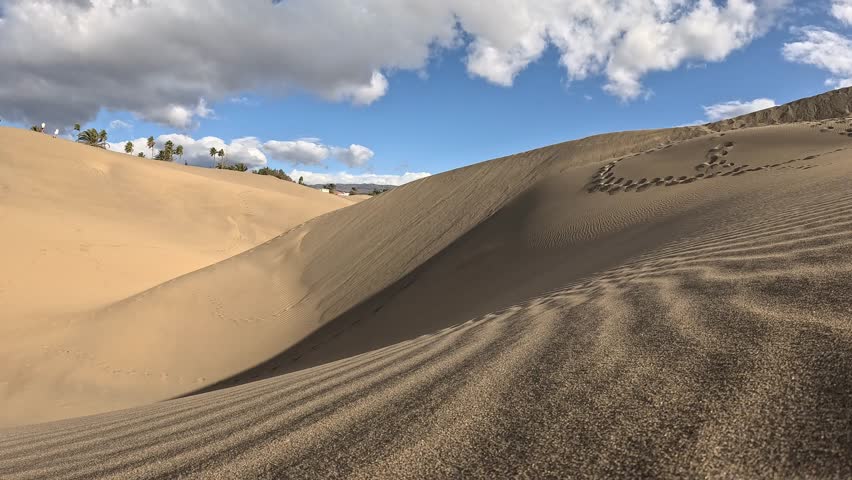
[76,128,109,148]
[222,163,248,172]
[31,123,262,176]
[254,166,292,181]
[147,136,155,158]
[153,140,175,161]
[211,148,229,168]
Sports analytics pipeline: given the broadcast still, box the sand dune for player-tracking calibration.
[0,127,351,424]
[1,89,852,478]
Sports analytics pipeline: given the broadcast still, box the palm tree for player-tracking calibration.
[138,152,146,158]
[218,148,225,167]
[147,136,155,158]
[163,140,175,162]
[98,130,108,148]
[210,147,219,167]
[124,141,134,155]
[176,145,184,163]
[77,128,100,146]
[73,124,81,133]
[298,176,304,185]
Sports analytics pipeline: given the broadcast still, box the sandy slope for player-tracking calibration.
[1,89,852,478]
[0,127,350,423]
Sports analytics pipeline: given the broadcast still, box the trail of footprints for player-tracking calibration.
[812,117,852,137]
[588,119,852,195]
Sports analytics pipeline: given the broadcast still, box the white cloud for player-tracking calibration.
[331,144,375,167]
[290,170,431,186]
[263,139,375,167]
[601,0,776,99]
[141,99,214,129]
[329,71,389,106]
[262,140,330,166]
[0,0,790,127]
[783,27,852,91]
[109,119,132,130]
[702,98,777,121]
[827,78,852,89]
[110,135,378,169]
[108,134,267,168]
[833,0,852,25]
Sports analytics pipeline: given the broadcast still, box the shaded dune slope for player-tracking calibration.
[2,89,852,478]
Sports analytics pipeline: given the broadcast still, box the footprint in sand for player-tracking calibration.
[585,130,848,195]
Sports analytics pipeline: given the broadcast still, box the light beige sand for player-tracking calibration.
[1,88,852,478]
[346,194,373,203]
[0,128,351,423]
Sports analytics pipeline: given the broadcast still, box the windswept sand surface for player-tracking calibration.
[2,89,852,478]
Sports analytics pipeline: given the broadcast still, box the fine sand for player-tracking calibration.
[1,88,852,478]
[0,128,351,424]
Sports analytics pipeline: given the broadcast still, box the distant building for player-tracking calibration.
[336,192,350,197]
[321,188,330,193]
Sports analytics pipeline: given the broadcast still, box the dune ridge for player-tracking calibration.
[1,88,852,478]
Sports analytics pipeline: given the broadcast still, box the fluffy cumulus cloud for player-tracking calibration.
[783,27,852,90]
[290,170,431,186]
[262,139,375,167]
[0,0,790,127]
[143,100,214,130]
[108,134,267,168]
[833,0,852,25]
[108,133,377,170]
[331,145,375,167]
[702,98,777,121]
[263,140,330,166]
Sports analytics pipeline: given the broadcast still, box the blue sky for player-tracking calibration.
[2,1,852,184]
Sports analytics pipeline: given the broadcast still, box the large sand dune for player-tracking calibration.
[0,128,350,424]
[2,88,852,478]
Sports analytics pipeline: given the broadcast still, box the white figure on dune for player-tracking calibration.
[53,129,59,138]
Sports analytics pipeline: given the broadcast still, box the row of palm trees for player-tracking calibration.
[70,123,233,167]
[70,124,189,163]
[209,147,226,167]
[61,123,305,183]
[120,138,186,162]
